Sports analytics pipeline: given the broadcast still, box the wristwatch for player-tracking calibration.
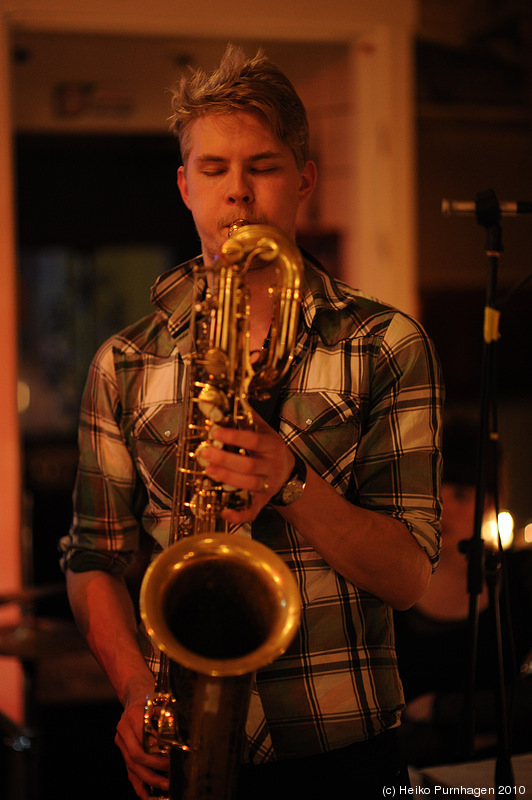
[269,451,307,507]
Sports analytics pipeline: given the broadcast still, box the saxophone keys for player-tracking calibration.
[143,691,184,753]
[196,384,229,424]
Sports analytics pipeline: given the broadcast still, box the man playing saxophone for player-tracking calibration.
[60,44,443,799]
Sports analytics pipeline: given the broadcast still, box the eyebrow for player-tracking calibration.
[194,150,283,165]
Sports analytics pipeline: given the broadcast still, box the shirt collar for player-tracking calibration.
[299,256,359,347]
[150,256,206,354]
[150,251,359,351]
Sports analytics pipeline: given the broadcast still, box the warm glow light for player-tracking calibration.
[17,380,30,413]
[524,522,532,545]
[482,510,514,550]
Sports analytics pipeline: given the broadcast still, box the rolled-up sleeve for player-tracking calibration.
[354,312,443,567]
[59,340,145,574]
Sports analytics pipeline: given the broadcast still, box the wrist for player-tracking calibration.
[119,669,156,709]
[270,450,307,507]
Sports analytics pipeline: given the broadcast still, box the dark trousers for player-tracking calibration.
[236,729,411,800]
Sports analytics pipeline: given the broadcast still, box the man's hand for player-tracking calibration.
[115,697,170,800]
[66,570,170,799]
[201,412,295,524]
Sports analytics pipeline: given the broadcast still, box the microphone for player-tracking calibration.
[442,199,532,217]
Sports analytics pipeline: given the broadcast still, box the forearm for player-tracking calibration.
[206,421,434,610]
[280,466,432,610]
[66,569,155,707]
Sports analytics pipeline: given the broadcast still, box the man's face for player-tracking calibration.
[177,111,315,264]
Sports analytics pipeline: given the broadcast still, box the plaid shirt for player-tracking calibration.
[60,254,443,763]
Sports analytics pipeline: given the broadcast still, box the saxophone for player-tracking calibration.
[139,222,303,800]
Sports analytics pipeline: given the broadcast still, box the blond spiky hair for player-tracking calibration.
[170,43,310,171]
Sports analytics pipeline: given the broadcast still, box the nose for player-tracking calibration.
[226,169,253,206]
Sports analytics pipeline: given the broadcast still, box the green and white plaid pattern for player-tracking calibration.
[61,254,443,763]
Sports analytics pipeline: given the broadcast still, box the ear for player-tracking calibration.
[298,160,317,204]
[177,165,191,209]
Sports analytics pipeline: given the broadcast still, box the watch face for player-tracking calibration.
[281,478,305,505]
[270,453,307,507]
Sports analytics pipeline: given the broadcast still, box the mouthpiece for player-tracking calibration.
[228,219,249,237]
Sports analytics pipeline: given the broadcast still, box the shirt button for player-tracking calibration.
[164,429,172,438]
[305,418,312,426]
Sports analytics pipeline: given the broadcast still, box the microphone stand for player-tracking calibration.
[459,189,514,788]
